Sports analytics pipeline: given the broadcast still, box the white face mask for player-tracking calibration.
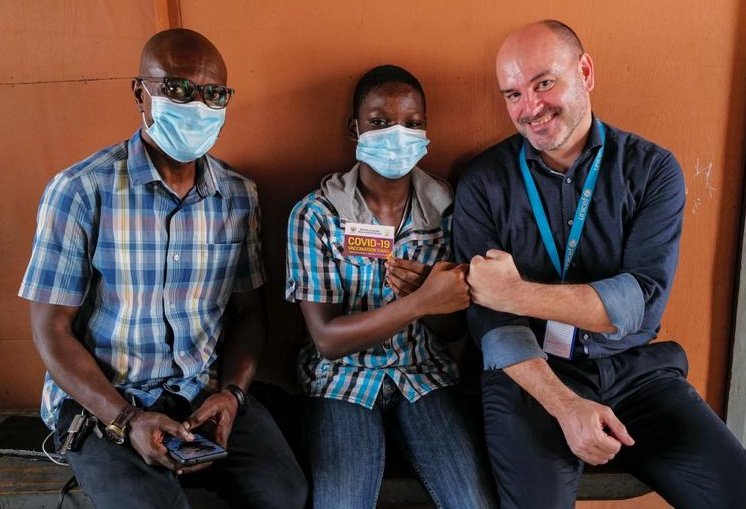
[355,123,430,179]
[142,86,226,163]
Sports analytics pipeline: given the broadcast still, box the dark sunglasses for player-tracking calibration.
[136,76,234,110]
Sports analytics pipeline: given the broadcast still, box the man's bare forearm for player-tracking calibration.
[503,357,579,416]
[30,302,129,424]
[511,280,615,334]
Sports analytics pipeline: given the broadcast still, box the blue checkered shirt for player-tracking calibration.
[19,131,266,428]
[285,165,459,408]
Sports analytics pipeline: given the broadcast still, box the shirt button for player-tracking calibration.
[565,177,572,184]
[567,219,574,226]
[173,254,180,261]
[582,333,590,340]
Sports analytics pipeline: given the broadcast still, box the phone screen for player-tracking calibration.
[164,433,228,466]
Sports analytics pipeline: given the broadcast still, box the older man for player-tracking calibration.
[19,29,306,508]
[454,20,746,509]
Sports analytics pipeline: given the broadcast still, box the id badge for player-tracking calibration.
[344,222,395,259]
[543,320,576,359]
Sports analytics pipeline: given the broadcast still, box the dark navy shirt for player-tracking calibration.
[454,119,685,367]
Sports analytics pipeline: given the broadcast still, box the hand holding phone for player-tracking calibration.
[164,433,228,466]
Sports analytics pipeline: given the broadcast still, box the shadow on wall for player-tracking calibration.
[710,0,746,409]
[224,73,356,391]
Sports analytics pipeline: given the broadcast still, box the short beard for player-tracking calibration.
[522,99,588,153]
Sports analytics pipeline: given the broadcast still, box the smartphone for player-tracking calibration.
[164,433,228,466]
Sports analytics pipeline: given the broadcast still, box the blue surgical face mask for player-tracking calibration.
[355,123,430,180]
[142,86,226,163]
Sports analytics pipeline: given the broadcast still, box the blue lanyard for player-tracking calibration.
[518,121,606,281]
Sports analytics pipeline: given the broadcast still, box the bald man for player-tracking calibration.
[19,29,306,508]
[454,20,746,509]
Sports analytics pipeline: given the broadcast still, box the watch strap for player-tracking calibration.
[104,405,139,444]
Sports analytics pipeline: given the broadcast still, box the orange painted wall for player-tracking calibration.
[178,0,746,411]
[0,0,159,404]
[2,2,744,507]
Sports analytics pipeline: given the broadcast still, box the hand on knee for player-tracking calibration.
[555,398,634,465]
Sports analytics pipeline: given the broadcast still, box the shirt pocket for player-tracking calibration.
[186,241,243,308]
[329,232,380,306]
[399,229,449,264]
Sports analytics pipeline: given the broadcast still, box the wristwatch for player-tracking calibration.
[104,405,140,445]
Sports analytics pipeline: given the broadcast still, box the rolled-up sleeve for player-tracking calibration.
[590,273,644,340]
[481,324,547,370]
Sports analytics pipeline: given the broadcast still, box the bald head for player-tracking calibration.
[497,21,584,75]
[139,28,227,84]
[539,20,584,55]
[495,20,594,167]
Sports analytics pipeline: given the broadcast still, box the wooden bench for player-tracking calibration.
[0,410,650,508]
[378,432,651,505]
[0,456,651,509]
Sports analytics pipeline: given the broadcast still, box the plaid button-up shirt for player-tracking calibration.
[19,131,266,428]
[286,165,459,408]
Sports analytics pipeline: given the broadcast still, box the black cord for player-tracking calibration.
[56,475,78,509]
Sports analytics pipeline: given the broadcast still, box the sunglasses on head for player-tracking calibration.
[136,76,234,110]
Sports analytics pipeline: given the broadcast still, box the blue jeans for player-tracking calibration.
[304,380,497,509]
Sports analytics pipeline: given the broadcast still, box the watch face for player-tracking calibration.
[105,426,125,445]
[105,405,139,445]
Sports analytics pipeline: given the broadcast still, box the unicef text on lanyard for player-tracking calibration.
[518,120,606,358]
